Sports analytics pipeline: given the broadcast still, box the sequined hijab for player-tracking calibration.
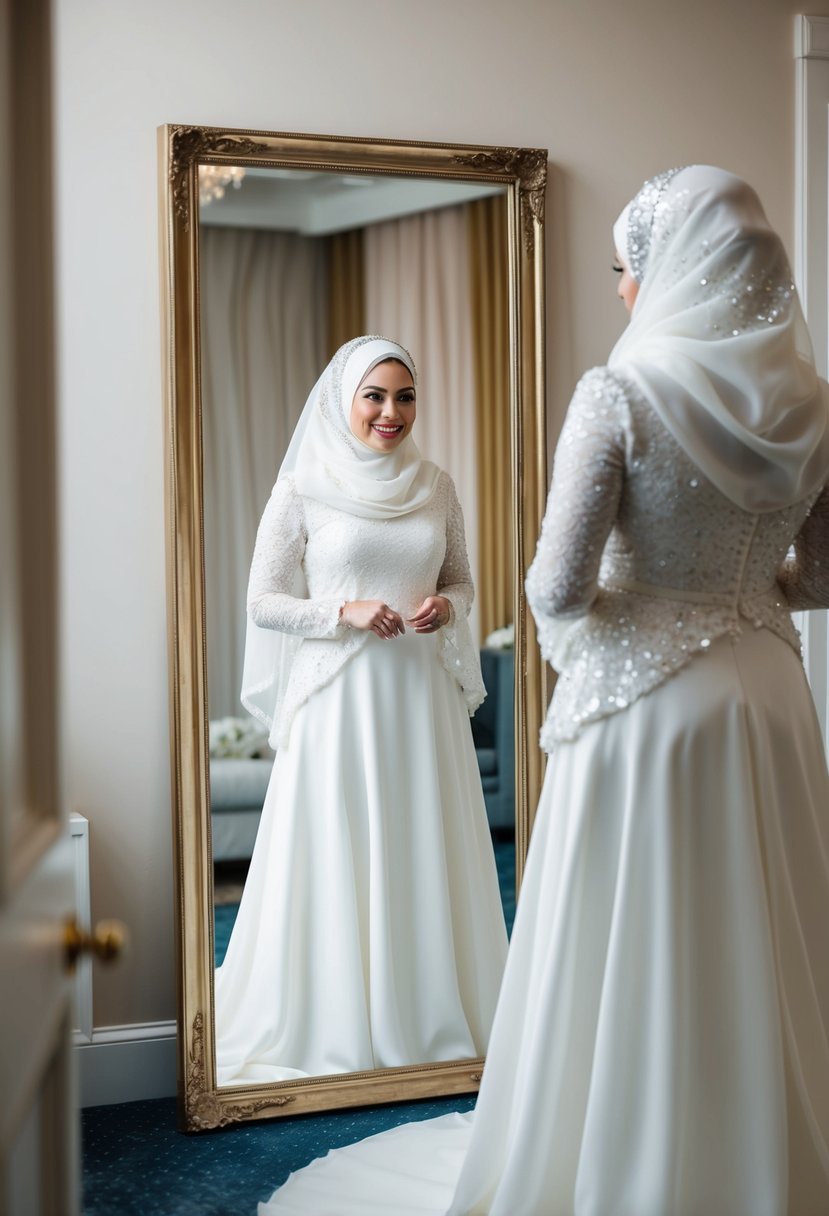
[609,165,829,511]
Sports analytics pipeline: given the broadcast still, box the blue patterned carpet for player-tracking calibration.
[82,1092,475,1215]
[82,837,515,1215]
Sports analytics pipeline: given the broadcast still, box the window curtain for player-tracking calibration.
[466,194,512,640]
[200,226,328,718]
[363,205,480,643]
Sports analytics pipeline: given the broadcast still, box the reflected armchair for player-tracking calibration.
[472,648,515,831]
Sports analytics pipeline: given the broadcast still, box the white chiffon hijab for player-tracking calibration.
[241,336,440,742]
[609,165,829,511]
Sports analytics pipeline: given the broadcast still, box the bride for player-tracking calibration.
[262,168,829,1214]
[214,336,508,1086]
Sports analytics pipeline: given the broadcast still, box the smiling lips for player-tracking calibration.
[372,423,404,437]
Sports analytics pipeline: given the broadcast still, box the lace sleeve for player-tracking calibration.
[247,477,345,637]
[434,474,486,712]
[437,475,474,624]
[526,368,627,666]
[778,481,829,610]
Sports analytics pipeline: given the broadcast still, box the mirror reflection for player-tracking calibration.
[199,169,516,1086]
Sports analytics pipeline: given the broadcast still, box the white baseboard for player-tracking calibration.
[75,1021,177,1107]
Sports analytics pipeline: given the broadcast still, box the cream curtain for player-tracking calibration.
[200,226,328,717]
[363,206,480,643]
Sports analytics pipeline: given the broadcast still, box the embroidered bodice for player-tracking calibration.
[527,367,829,748]
[247,470,485,745]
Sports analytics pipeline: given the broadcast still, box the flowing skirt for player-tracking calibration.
[262,627,829,1215]
[215,631,508,1086]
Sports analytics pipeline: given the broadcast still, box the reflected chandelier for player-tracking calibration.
[198,164,246,206]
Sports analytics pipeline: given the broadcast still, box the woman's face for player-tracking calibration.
[350,358,416,452]
[614,252,639,313]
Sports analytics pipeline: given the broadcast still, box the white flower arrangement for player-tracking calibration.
[209,716,271,759]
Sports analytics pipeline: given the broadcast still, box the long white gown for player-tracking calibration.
[261,369,829,1214]
[215,470,508,1085]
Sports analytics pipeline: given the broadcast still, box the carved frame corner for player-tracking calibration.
[451,146,547,254]
[166,125,272,231]
[184,1011,294,1130]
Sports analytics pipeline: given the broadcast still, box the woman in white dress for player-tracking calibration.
[262,167,829,1214]
[214,336,508,1086]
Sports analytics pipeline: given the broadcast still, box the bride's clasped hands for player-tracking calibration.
[339,595,452,637]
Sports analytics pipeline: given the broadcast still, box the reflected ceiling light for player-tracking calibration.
[199,164,246,206]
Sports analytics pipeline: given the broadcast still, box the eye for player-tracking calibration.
[363,391,383,402]
[612,263,624,275]
[398,393,415,404]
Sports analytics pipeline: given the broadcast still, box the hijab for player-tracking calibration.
[608,165,829,511]
[282,335,440,518]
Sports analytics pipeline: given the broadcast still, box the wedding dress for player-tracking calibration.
[261,169,829,1215]
[214,469,508,1085]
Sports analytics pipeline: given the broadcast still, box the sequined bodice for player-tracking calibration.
[247,471,485,745]
[527,367,829,747]
[601,417,811,602]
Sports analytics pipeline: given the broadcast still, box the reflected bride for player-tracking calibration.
[214,335,508,1086]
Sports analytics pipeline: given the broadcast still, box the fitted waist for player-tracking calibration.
[544,582,800,749]
[601,576,779,609]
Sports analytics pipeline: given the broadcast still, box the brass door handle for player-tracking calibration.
[63,916,127,973]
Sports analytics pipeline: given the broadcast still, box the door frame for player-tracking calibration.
[794,12,829,752]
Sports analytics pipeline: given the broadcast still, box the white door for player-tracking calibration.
[0,1,79,1211]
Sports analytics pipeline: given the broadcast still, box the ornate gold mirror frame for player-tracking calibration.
[158,123,548,1131]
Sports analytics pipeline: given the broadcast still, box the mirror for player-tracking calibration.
[159,124,548,1130]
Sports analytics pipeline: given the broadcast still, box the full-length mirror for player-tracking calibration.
[159,125,547,1130]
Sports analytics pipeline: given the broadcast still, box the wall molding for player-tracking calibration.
[69,812,93,1042]
[795,13,829,59]
[74,1021,177,1108]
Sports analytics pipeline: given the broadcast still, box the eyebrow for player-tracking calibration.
[361,384,415,393]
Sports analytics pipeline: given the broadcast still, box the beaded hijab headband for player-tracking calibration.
[624,166,686,282]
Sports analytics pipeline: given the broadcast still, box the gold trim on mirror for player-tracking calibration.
[159,123,548,1132]
[186,1013,295,1129]
[451,149,547,254]
[168,127,274,228]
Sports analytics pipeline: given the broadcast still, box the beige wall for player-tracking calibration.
[55,0,829,1028]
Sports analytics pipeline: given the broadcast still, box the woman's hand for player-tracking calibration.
[407,595,452,634]
[340,600,405,639]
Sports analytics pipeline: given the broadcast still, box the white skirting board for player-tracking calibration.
[75,1021,177,1107]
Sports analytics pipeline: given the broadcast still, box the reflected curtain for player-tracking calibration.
[327,228,365,358]
[200,226,328,718]
[467,194,512,639]
[363,206,480,644]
